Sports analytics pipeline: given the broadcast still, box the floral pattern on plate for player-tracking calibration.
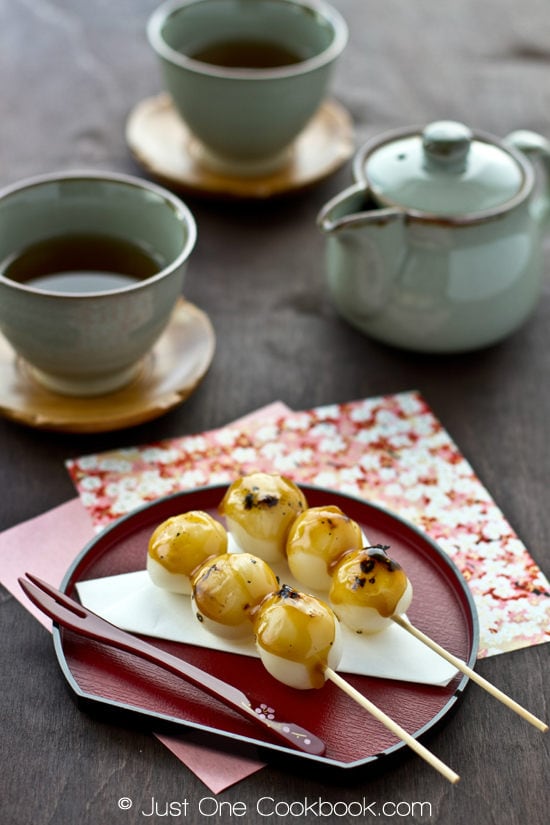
[66,391,550,657]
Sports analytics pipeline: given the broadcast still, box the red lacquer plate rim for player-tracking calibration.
[52,484,479,770]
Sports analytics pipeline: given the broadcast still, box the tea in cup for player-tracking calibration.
[147,0,348,176]
[0,171,197,396]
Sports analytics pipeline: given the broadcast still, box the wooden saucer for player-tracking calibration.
[125,93,354,199]
[0,300,215,433]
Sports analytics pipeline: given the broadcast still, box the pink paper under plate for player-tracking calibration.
[0,498,93,629]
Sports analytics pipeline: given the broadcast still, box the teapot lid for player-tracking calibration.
[353,121,530,217]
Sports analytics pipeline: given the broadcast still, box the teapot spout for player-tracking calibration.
[317,182,405,234]
[317,183,407,319]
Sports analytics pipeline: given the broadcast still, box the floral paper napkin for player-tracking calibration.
[67,390,550,658]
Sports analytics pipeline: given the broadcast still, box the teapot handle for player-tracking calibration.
[504,130,550,224]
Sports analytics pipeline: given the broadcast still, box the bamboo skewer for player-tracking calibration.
[325,667,460,784]
[391,614,548,733]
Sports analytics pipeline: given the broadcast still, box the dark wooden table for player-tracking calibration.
[1,2,549,823]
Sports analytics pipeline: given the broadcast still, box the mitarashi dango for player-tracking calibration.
[147,510,227,594]
[219,472,308,563]
[191,552,279,639]
[329,545,413,634]
[252,584,343,689]
[286,505,364,591]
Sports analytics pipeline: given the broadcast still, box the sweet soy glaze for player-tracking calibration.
[219,473,308,563]
[147,511,228,595]
[252,585,341,690]
[192,552,279,637]
[330,545,410,618]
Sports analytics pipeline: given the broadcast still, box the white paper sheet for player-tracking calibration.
[76,549,458,688]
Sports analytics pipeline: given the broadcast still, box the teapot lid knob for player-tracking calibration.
[422,121,473,170]
[356,120,527,215]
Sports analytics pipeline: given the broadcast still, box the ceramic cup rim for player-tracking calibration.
[147,0,349,80]
[0,169,197,299]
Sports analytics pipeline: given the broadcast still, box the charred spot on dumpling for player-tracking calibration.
[365,544,402,571]
[219,473,308,563]
[252,587,344,690]
[244,487,280,510]
[261,494,280,508]
[329,545,413,631]
[359,558,375,575]
[278,583,301,600]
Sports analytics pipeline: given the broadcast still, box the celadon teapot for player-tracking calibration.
[318,121,550,352]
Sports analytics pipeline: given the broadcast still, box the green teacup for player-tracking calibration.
[147,0,348,176]
[0,171,197,397]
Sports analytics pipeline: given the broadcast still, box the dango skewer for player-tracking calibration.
[391,613,548,732]
[145,478,544,775]
[188,553,460,783]
[329,545,548,733]
[252,585,460,784]
[323,667,459,782]
[147,510,228,594]
[191,552,279,639]
[286,505,365,591]
[219,472,308,563]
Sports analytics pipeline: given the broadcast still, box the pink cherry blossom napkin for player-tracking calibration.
[67,391,550,658]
